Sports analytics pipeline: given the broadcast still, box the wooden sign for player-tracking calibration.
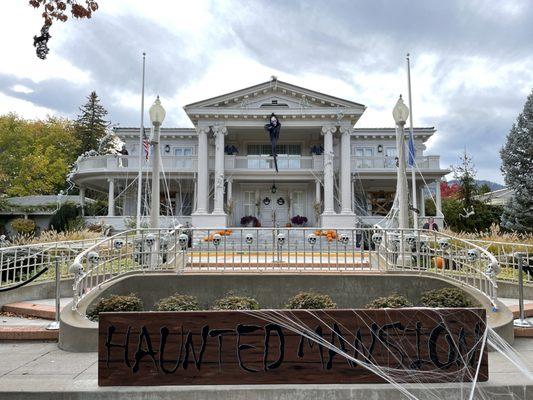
[98,308,487,386]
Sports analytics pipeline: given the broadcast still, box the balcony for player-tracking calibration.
[225,155,322,171]
[351,155,441,171]
[75,155,197,174]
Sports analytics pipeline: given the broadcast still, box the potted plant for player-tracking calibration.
[291,215,308,226]
[310,145,324,155]
[224,145,238,155]
[240,216,259,227]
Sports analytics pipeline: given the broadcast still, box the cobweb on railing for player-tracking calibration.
[245,308,533,400]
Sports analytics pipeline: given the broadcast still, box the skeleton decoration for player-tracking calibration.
[113,239,124,250]
[467,249,479,262]
[277,233,286,247]
[264,113,281,173]
[307,233,317,246]
[178,233,189,249]
[145,234,156,248]
[33,24,51,60]
[245,233,254,245]
[438,238,450,251]
[87,251,99,266]
[212,233,222,247]
[69,262,84,276]
[339,233,350,246]
[371,233,383,245]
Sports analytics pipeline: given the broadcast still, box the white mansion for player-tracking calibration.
[71,79,448,229]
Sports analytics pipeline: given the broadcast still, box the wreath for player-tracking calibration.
[277,197,285,206]
[262,197,271,206]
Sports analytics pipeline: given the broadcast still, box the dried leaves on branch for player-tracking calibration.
[29,0,99,59]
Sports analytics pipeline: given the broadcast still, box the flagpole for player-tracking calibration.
[406,53,418,229]
[136,52,146,230]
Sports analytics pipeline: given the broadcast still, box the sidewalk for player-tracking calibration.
[0,339,532,399]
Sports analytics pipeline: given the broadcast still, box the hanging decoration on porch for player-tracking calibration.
[262,197,271,206]
[277,197,285,206]
[264,113,281,173]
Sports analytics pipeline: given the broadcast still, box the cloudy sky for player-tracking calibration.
[1,0,532,183]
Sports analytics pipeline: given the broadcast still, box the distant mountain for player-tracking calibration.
[447,180,505,191]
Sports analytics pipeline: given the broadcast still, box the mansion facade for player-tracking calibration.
[71,79,448,229]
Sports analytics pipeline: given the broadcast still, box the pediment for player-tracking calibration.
[184,79,365,112]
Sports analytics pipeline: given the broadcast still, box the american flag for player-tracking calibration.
[142,130,150,161]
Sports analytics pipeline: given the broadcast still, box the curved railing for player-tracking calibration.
[68,227,501,314]
[70,228,184,313]
[0,238,101,292]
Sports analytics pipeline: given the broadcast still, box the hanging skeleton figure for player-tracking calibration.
[459,205,475,218]
[264,113,281,173]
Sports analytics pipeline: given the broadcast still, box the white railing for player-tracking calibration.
[71,228,183,312]
[351,155,440,170]
[0,238,101,291]
[228,155,317,170]
[69,227,500,312]
[76,155,197,173]
[83,216,192,231]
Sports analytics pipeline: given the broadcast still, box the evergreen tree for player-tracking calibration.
[500,90,533,233]
[452,149,477,207]
[74,91,109,154]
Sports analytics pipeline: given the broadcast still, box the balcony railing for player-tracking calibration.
[225,155,322,170]
[351,155,440,170]
[76,155,197,173]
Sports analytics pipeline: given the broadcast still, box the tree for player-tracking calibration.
[477,183,492,195]
[0,114,80,196]
[29,0,99,59]
[452,150,477,207]
[74,91,110,154]
[440,181,461,199]
[500,90,533,233]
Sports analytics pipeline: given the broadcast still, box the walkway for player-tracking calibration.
[0,340,532,399]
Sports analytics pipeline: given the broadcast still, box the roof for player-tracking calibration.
[0,195,94,215]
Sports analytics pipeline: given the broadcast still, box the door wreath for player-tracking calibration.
[262,197,271,206]
[277,197,285,206]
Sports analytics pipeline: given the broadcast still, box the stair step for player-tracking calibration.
[507,303,533,319]
[2,302,56,320]
[0,326,58,341]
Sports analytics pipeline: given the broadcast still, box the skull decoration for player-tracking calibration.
[245,233,254,245]
[113,239,124,250]
[405,234,416,246]
[486,261,500,276]
[467,249,479,262]
[371,233,383,245]
[419,238,429,252]
[69,262,84,275]
[277,233,286,247]
[307,233,317,246]
[212,233,222,247]
[178,233,189,249]
[339,233,350,246]
[437,238,450,251]
[87,251,99,265]
[145,234,156,248]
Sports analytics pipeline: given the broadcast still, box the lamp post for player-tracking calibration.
[149,96,165,229]
[393,95,410,230]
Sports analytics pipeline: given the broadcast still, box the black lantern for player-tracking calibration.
[271,183,277,194]
[164,144,171,153]
[377,144,383,153]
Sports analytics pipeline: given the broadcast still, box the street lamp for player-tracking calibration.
[149,96,165,229]
[393,95,409,230]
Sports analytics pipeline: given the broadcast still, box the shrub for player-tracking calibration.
[155,293,200,311]
[50,202,80,232]
[419,288,473,308]
[212,294,260,310]
[10,218,36,235]
[365,293,413,309]
[290,215,308,226]
[286,291,336,309]
[87,293,143,321]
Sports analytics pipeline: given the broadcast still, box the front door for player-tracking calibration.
[259,190,289,227]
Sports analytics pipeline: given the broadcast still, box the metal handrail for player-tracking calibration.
[69,227,502,314]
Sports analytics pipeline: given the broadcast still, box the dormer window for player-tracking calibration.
[260,99,288,108]
[271,100,278,105]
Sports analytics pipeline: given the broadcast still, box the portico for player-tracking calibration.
[184,78,365,228]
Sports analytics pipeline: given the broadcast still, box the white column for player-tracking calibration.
[213,125,227,214]
[79,187,86,217]
[321,125,336,215]
[107,178,115,217]
[339,126,353,214]
[194,127,210,214]
[419,186,426,217]
[227,178,233,204]
[315,179,321,205]
[435,180,443,217]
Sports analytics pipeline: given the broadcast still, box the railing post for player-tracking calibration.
[46,257,60,330]
[514,253,532,327]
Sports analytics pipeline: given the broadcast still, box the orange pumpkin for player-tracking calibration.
[434,256,445,269]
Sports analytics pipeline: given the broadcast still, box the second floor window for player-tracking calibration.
[174,147,193,156]
[247,144,301,156]
[354,147,374,168]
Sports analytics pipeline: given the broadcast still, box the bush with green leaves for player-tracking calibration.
[286,291,336,309]
[419,288,472,308]
[365,293,413,309]
[155,293,200,311]
[212,294,259,310]
[10,218,36,235]
[87,293,143,321]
